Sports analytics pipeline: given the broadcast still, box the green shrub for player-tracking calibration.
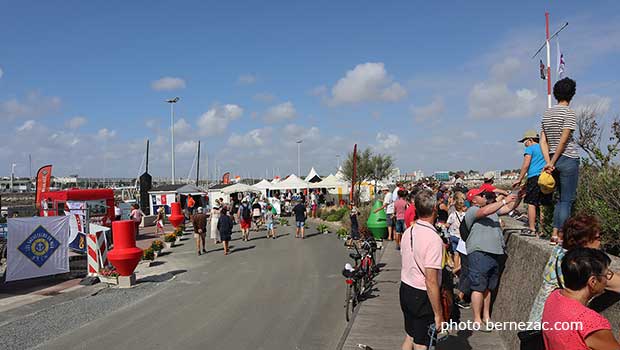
[575,165,620,255]
[326,214,340,222]
[336,228,348,238]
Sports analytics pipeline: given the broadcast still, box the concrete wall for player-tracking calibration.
[494,218,620,349]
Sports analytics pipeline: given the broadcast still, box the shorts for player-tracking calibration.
[395,219,405,234]
[240,219,251,229]
[296,221,305,228]
[193,232,205,239]
[524,176,553,206]
[458,254,470,295]
[449,235,460,253]
[400,282,434,346]
[386,213,396,228]
[468,251,502,292]
[267,222,274,230]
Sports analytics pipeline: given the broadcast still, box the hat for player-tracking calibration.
[483,171,495,181]
[538,172,556,194]
[518,130,540,143]
[381,186,389,191]
[197,207,204,213]
[466,188,485,202]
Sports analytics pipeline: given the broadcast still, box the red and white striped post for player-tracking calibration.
[545,12,552,108]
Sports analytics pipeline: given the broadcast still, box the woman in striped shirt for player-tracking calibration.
[539,77,580,245]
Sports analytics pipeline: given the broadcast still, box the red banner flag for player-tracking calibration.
[222,172,231,184]
[35,165,53,209]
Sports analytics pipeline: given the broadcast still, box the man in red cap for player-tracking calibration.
[463,187,519,331]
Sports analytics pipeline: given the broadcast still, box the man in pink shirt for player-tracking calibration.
[393,189,409,251]
[400,189,444,349]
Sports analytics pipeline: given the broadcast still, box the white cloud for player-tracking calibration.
[253,93,276,103]
[237,74,257,85]
[228,128,273,148]
[66,116,87,129]
[176,140,198,154]
[197,104,243,136]
[574,94,612,116]
[97,128,117,140]
[376,132,401,150]
[468,82,538,119]
[328,62,406,105]
[0,92,61,120]
[490,57,521,81]
[151,77,186,91]
[173,118,191,134]
[411,97,445,122]
[16,120,36,132]
[263,101,297,123]
[461,131,478,140]
[309,85,328,97]
[0,67,3,79]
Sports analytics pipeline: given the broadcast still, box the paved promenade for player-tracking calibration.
[342,241,506,350]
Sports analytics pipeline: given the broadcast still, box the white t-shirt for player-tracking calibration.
[446,211,466,237]
[114,206,121,216]
[384,192,394,214]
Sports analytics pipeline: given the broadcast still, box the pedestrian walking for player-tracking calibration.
[265,203,276,239]
[292,200,306,239]
[155,206,165,235]
[540,77,580,245]
[114,202,122,221]
[238,199,252,241]
[217,208,234,255]
[192,207,208,255]
[375,186,395,241]
[252,199,262,231]
[129,204,143,238]
[393,189,408,250]
[210,199,221,244]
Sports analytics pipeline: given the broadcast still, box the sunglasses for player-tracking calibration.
[597,270,614,281]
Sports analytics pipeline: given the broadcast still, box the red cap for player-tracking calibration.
[466,188,485,202]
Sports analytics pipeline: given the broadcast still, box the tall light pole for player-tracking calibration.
[336,154,341,169]
[296,140,303,176]
[166,97,180,184]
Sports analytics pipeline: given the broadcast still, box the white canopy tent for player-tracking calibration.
[305,167,322,183]
[253,179,272,189]
[220,183,261,194]
[274,174,309,190]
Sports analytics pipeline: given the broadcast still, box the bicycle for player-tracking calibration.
[349,237,378,294]
[342,263,363,322]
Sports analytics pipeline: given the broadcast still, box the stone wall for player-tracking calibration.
[494,218,620,349]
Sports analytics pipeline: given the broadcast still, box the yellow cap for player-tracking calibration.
[538,172,556,194]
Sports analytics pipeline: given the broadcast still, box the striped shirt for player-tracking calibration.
[540,105,579,159]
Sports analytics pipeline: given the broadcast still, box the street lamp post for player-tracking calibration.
[166,97,180,184]
[296,140,303,176]
[336,155,340,169]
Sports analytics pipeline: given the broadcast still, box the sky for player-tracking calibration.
[1,1,619,180]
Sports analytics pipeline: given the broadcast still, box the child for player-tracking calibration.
[265,204,276,239]
[512,130,552,236]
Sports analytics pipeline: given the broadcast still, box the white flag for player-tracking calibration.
[557,39,565,78]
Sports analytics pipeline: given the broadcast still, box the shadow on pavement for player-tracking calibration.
[229,245,256,254]
[138,269,187,283]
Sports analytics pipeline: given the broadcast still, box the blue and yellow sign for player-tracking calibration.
[17,225,60,267]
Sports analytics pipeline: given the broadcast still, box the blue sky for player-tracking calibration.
[1,1,619,179]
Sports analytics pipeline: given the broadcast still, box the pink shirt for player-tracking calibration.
[400,220,443,290]
[394,199,408,220]
[542,289,611,350]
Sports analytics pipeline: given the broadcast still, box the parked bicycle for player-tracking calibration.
[342,263,364,322]
[343,236,379,321]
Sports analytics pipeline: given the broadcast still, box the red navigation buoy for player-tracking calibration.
[107,220,143,276]
[168,202,184,228]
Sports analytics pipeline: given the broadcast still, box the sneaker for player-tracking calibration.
[396,246,400,251]
[456,300,471,309]
[202,249,207,254]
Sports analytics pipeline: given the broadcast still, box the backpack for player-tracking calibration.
[241,205,251,220]
[458,213,471,242]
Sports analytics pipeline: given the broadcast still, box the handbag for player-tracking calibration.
[409,224,453,322]
[517,256,563,350]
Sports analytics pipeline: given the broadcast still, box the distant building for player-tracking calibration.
[433,171,450,182]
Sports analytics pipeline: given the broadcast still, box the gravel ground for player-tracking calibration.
[0,278,171,350]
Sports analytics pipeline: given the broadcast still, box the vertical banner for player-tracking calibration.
[6,216,70,282]
[66,201,87,253]
[222,172,231,184]
[35,165,53,210]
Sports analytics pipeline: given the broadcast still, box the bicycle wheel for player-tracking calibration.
[345,284,353,322]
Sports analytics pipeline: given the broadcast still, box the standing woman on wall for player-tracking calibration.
[539,77,580,245]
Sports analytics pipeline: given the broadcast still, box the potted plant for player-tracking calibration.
[98,267,119,285]
[151,240,164,257]
[164,233,177,249]
[173,226,184,243]
[336,228,349,239]
[142,247,155,263]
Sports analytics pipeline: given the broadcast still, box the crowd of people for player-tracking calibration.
[395,77,620,350]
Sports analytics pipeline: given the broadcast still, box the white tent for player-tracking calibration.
[274,174,309,190]
[254,179,272,189]
[220,183,261,194]
[335,167,346,181]
[271,177,281,185]
[309,174,346,188]
[305,167,322,183]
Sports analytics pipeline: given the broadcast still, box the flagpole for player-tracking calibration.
[545,12,552,108]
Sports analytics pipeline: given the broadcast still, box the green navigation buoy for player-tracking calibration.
[367,200,387,240]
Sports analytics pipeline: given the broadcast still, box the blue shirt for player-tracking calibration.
[525,143,545,178]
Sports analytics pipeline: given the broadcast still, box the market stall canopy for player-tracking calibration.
[220,183,261,194]
[271,177,281,185]
[309,174,347,188]
[149,184,206,195]
[305,167,322,183]
[274,174,309,190]
[254,179,272,189]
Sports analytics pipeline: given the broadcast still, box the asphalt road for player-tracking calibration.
[38,221,350,350]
